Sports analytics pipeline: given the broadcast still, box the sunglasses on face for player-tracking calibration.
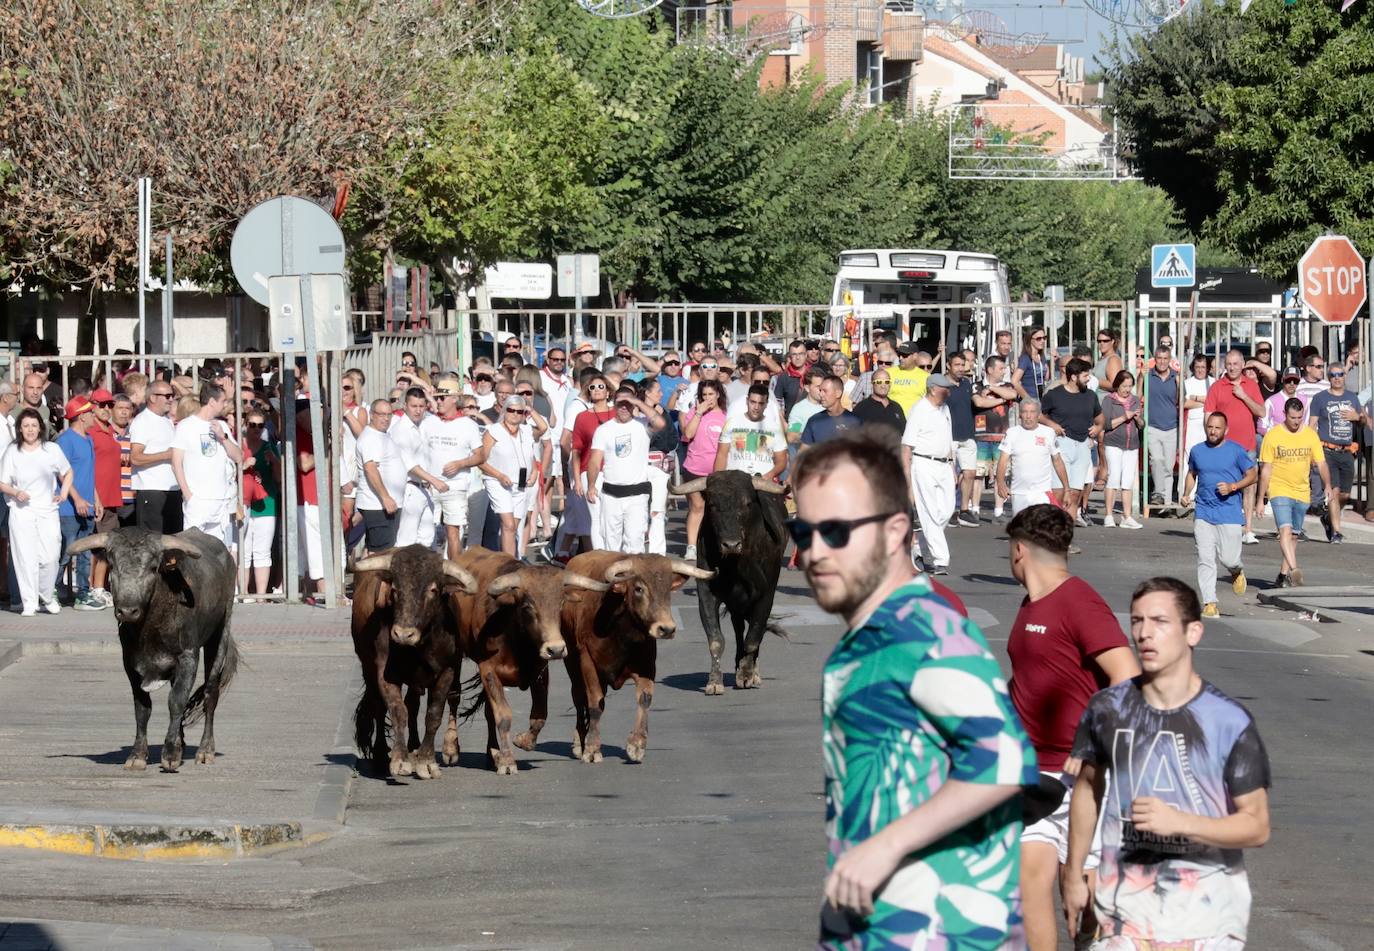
[822,348,840,354]
[916,363,933,370]
[691,346,706,353]
[1097,337,1112,343]
[873,380,891,386]
[1330,370,1345,378]
[516,389,534,396]
[246,422,264,429]
[507,408,529,416]
[662,360,680,368]
[505,341,522,349]
[150,391,173,398]
[1033,335,1047,341]
[700,363,718,370]
[547,356,566,363]
[96,401,114,408]
[786,512,897,550]
[876,359,895,366]
[589,383,608,391]
[460,404,478,411]
[401,362,416,368]
[474,375,493,384]
[342,385,354,391]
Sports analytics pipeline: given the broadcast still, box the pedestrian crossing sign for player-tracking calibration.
[1151,243,1196,288]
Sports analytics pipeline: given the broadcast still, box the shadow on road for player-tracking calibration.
[961,573,1020,587]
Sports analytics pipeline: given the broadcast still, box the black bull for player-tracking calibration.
[670,470,787,694]
[66,528,240,772]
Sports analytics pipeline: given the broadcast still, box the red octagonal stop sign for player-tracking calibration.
[1299,235,1366,325]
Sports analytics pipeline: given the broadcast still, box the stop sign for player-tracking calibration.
[1299,235,1366,325]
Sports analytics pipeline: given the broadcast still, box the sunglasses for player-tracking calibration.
[1033,335,1047,341]
[505,341,522,349]
[474,375,493,383]
[786,512,897,550]
[516,389,534,396]
[246,422,264,429]
[342,385,354,392]
[1329,370,1345,377]
[876,359,895,367]
[1097,337,1112,343]
[150,391,174,398]
[822,348,840,354]
[873,380,891,386]
[691,346,706,353]
[662,360,681,367]
[700,363,718,370]
[916,363,933,370]
[589,383,608,391]
[459,404,478,411]
[401,362,417,368]
[507,408,529,416]
[547,356,566,363]
[96,401,114,408]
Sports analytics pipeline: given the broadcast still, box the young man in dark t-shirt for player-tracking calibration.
[852,369,906,435]
[1064,577,1271,948]
[1039,358,1103,527]
[1005,504,1140,951]
[800,377,861,447]
[973,355,1017,522]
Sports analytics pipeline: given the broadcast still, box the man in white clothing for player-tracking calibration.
[586,385,652,554]
[129,378,182,533]
[356,399,409,555]
[995,400,1070,516]
[171,383,242,549]
[388,386,449,548]
[425,377,487,559]
[900,374,956,575]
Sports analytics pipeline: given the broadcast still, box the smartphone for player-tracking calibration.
[517,467,528,491]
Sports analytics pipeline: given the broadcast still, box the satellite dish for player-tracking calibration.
[576,0,666,18]
[230,196,346,307]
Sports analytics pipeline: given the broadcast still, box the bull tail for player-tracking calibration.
[764,617,793,642]
[455,670,487,723]
[182,631,243,727]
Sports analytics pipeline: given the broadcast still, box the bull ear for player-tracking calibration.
[758,490,787,546]
[375,579,392,609]
[160,536,203,559]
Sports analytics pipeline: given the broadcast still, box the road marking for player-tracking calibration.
[1195,647,1349,658]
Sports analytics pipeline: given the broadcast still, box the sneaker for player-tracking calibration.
[1120,516,1144,530]
[42,600,61,615]
[683,544,697,561]
[74,593,104,611]
[1320,510,1333,542]
[1202,602,1219,618]
[20,608,36,617]
[1295,529,1308,542]
[1102,514,1116,528]
[1331,532,1345,544]
[1290,567,1304,587]
[957,511,979,528]
[1241,532,1259,545]
[1274,571,1291,588]
[1150,493,1165,507]
[95,588,114,607]
[1068,544,1082,555]
[1074,513,1089,528]
[911,547,926,573]
[1231,569,1247,597]
[930,565,949,576]
[993,510,1007,524]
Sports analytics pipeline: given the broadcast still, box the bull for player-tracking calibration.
[351,545,478,779]
[670,471,787,694]
[446,548,607,775]
[524,552,714,764]
[65,528,239,772]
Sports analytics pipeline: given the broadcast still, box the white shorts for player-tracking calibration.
[1011,489,1059,515]
[298,505,323,581]
[183,496,234,550]
[436,486,468,528]
[1091,939,1243,951]
[1106,446,1138,490]
[484,479,531,519]
[953,438,977,471]
[242,515,275,567]
[1021,770,1101,869]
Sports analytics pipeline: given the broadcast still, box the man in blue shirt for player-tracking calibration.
[55,397,104,611]
[1146,345,1181,511]
[800,377,861,447]
[1180,411,1257,618]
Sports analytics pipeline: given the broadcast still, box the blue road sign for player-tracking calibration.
[1151,243,1196,288]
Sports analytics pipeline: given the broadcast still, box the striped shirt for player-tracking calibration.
[116,427,134,505]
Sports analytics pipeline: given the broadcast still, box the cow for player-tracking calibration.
[531,551,715,764]
[65,528,239,772]
[351,545,478,780]
[670,471,787,694]
[446,548,607,775]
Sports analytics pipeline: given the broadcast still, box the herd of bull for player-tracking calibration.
[64,471,789,776]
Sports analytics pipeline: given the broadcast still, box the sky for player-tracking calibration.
[928,1,1156,71]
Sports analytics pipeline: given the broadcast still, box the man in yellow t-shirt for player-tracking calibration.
[1258,396,1330,588]
[886,343,931,414]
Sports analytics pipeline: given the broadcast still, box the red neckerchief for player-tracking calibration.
[439,410,460,421]
[784,360,811,380]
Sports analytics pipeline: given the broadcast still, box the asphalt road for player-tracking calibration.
[0,514,1371,950]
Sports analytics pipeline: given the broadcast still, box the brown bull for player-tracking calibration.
[446,548,607,775]
[352,545,478,780]
[530,551,713,764]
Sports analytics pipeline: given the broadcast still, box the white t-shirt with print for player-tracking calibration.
[591,418,650,485]
[998,423,1061,495]
[423,414,484,488]
[172,415,235,500]
[718,412,787,476]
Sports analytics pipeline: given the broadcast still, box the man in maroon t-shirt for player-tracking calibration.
[1204,349,1265,543]
[1005,504,1140,951]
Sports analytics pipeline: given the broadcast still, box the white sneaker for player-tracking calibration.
[20,608,36,617]
[1242,531,1259,545]
[43,600,61,615]
[1120,516,1144,530]
[684,544,697,561]
[1103,515,1116,528]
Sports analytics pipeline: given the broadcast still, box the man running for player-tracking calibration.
[1307,362,1365,543]
[1063,577,1271,950]
[1258,397,1330,587]
[1004,504,1140,951]
[996,401,1070,516]
[793,429,1036,949]
[1181,412,1256,617]
[1204,351,1264,544]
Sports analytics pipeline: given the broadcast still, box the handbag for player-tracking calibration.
[242,468,267,505]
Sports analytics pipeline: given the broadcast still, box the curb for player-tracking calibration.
[0,812,308,861]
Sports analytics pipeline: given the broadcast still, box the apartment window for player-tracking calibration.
[857,42,882,106]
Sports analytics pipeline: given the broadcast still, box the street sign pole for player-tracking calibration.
[297,277,339,608]
[574,264,583,351]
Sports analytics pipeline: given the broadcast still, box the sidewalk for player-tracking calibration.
[0,918,314,950]
[0,605,358,861]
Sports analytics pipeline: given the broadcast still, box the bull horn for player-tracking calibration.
[441,561,478,594]
[669,477,709,496]
[670,559,715,580]
[486,572,523,597]
[604,559,637,584]
[563,573,609,592]
[65,532,112,557]
[159,536,203,558]
[355,552,395,574]
[752,478,787,495]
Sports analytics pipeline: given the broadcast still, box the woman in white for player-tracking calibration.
[339,370,368,541]
[479,395,548,557]
[1181,353,1213,469]
[0,409,73,615]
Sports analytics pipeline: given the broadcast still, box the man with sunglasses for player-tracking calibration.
[1308,362,1364,543]
[585,385,652,553]
[128,379,183,534]
[900,374,957,575]
[851,338,898,403]
[656,350,688,410]
[886,343,930,415]
[792,430,1035,949]
[851,368,905,435]
[422,376,486,558]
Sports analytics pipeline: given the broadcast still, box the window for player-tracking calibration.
[856,43,881,106]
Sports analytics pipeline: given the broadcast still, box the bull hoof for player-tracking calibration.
[580,747,603,764]
[123,754,147,771]
[412,759,441,780]
[734,667,762,689]
[625,736,646,763]
[195,749,215,765]
[571,734,584,758]
[704,672,725,696]
[160,754,182,773]
[389,754,414,778]
[512,731,538,752]
[440,749,459,766]
[489,748,517,776]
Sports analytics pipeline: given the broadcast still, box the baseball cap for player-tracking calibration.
[926,373,954,389]
[64,396,94,420]
[895,342,917,357]
[435,379,462,396]
[1282,366,1300,381]
[91,388,115,403]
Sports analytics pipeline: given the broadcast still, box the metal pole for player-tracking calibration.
[299,277,338,607]
[137,177,148,372]
[280,363,299,602]
[162,234,174,355]
[574,261,582,353]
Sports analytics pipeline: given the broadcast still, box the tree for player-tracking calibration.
[0,0,505,350]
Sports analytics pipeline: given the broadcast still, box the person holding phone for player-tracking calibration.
[171,383,242,549]
[480,395,546,557]
[679,379,727,560]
